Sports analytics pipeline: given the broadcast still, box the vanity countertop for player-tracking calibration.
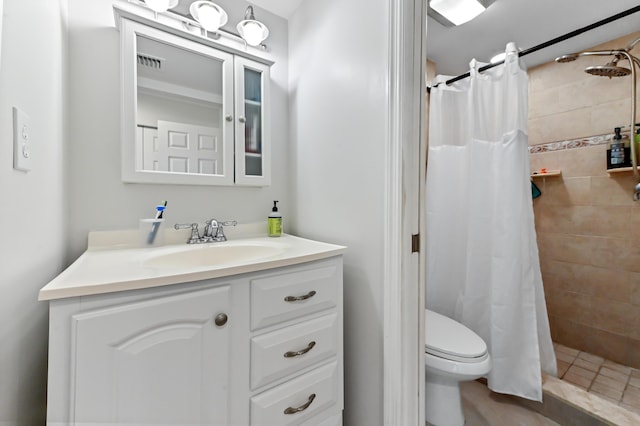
[39,232,346,301]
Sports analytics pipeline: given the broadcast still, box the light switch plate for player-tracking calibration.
[13,107,32,172]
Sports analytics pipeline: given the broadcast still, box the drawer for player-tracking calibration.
[250,361,339,426]
[251,313,338,389]
[251,261,341,330]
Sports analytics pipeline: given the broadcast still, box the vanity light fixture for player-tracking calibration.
[428,0,495,27]
[140,0,270,48]
[189,0,228,33]
[237,6,269,47]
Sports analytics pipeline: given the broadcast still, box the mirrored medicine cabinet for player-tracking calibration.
[118,13,272,186]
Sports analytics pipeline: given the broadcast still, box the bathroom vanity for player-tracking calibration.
[40,231,345,425]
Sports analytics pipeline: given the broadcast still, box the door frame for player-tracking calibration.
[383,0,427,424]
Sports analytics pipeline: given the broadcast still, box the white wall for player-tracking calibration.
[66,0,291,260]
[288,0,390,423]
[0,1,68,424]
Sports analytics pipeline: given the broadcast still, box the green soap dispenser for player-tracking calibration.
[268,201,282,237]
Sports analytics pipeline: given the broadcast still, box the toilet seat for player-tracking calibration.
[425,309,488,363]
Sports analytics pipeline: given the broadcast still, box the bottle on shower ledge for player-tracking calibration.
[607,127,628,169]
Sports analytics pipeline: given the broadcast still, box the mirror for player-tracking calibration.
[135,35,224,175]
[120,19,236,185]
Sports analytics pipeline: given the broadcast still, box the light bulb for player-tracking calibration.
[240,21,264,46]
[198,4,222,32]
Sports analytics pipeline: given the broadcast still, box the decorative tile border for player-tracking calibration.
[528,132,630,155]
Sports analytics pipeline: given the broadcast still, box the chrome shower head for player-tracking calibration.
[585,62,632,78]
[555,53,579,63]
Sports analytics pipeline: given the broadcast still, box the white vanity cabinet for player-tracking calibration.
[45,256,343,426]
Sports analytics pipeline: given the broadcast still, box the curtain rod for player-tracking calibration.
[428,5,640,91]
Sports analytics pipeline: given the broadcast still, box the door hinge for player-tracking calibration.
[411,234,420,253]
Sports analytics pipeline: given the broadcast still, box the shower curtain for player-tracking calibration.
[425,43,557,401]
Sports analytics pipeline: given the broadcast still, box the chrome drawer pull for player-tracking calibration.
[284,290,316,302]
[284,341,316,358]
[284,393,316,415]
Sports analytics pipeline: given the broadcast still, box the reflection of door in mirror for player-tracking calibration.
[135,35,224,175]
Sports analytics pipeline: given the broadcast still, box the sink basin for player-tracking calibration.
[143,242,287,268]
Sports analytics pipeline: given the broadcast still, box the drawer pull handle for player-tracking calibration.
[284,290,316,302]
[284,393,316,415]
[284,341,316,358]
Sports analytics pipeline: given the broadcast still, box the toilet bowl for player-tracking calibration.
[425,309,491,426]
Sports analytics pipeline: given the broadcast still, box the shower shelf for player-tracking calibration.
[606,166,640,174]
[530,170,562,178]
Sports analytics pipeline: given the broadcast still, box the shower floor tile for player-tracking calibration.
[553,342,640,412]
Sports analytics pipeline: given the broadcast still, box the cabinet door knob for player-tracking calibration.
[284,393,316,415]
[284,341,316,358]
[225,115,233,122]
[214,313,228,326]
[238,116,246,123]
[284,290,316,302]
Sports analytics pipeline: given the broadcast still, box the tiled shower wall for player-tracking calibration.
[529,32,640,368]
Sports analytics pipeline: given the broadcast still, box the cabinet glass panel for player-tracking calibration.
[244,68,263,176]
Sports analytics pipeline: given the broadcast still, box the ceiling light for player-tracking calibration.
[190,1,228,33]
[237,6,269,47]
[490,52,506,64]
[144,0,178,14]
[429,0,486,26]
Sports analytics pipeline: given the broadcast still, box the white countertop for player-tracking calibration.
[39,229,346,301]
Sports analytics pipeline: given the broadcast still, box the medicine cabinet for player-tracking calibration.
[117,12,271,186]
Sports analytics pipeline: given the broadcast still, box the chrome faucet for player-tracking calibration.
[174,223,201,244]
[175,219,237,244]
[203,219,238,242]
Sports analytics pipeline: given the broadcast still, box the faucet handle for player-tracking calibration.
[218,220,238,227]
[174,222,201,244]
[211,220,237,242]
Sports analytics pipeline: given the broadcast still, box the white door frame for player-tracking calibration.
[383,0,427,425]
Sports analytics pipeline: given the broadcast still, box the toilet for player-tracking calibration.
[425,309,491,426]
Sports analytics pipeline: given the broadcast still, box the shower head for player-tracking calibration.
[555,53,579,63]
[584,62,632,78]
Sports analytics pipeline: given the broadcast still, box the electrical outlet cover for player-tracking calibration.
[13,107,32,172]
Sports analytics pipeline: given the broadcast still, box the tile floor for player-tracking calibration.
[459,380,560,426]
[554,342,640,415]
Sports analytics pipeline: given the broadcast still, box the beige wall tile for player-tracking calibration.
[589,297,639,335]
[534,176,592,206]
[553,318,590,353]
[630,272,640,306]
[590,237,640,273]
[547,291,591,324]
[561,145,608,178]
[590,99,634,137]
[572,206,632,238]
[585,328,628,367]
[529,108,592,145]
[537,232,596,265]
[626,339,640,369]
[592,175,638,206]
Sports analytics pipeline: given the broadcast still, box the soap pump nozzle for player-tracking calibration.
[272,200,279,212]
[615,127,622,139]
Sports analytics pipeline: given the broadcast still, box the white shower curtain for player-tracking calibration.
[425,43,557,401]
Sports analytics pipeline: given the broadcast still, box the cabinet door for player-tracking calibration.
[234,56,271,186]
[71,286,232,425]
